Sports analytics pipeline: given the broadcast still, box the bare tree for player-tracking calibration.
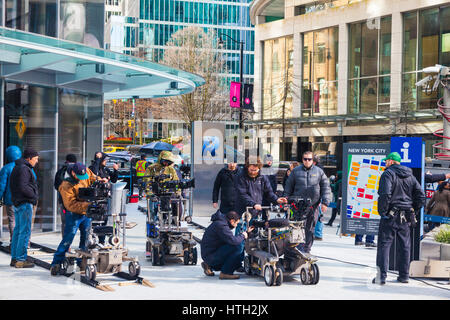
[161,26,230,128]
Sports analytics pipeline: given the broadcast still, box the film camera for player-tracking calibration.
[287,197,314,221]
[151,174,195,196]
[78,181,111,221]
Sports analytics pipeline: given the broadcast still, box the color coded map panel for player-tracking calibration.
[346,155,385,220]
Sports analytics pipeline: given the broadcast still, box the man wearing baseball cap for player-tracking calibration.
[50,162,107,275]
[373,152,425,285]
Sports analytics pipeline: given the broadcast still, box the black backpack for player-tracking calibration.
[54,165,68,191]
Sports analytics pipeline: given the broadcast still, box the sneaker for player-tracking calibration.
[314,236,323,241]
[201,262,214,276]
[372,277,386,285]
[365,242,377,248]
[15,260,35,268]
[10,259,16,267]
[219,272,240,280]
[50,264,61,276]
[397,277,409,283]
[355,241,364,246]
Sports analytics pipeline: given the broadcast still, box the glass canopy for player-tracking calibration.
[0,27,205,99]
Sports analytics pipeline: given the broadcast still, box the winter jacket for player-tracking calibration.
[200,211,246,265]
[212,166,241,214]
[235,169,278,217]
[10,158,39,207]
[377,164,426,216]
[143,151,179,195]
[58,167,98,214]
[284,164,332,207]
[0,146,22,206]
[89,154,118,183]
[425,188,450,218]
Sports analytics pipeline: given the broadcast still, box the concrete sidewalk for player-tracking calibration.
[0,200,449,300]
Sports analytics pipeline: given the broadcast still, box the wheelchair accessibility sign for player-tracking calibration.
[390,137,423,168]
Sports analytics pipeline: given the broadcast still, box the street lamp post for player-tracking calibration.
[219,33,244,129]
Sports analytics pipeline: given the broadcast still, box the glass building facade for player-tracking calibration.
[106,0,255,83]
[1,0,104,235]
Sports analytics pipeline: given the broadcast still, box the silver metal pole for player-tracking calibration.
[443,86,450,158]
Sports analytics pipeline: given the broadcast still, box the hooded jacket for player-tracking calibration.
[58,167,98,214]
[0,146,22,205]
[200,211,245,265]
[377,164,426,216]
[212,166,241,214]
[235,169,278,216]
[284,164,332,207]
[89,152,118,183]
[143,151,179,195]
[10,157,39,207]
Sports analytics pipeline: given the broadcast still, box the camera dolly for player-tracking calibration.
[145,176,197,266]
[59,182,154,291]
[242,198,320,286]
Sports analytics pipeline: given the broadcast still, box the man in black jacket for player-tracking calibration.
[212,162,240,214]
[374,152,426,285]
[9,148,39,268]
[200,211,254,279]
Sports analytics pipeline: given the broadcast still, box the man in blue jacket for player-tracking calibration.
[0,146,22,243]
[200,211,254,280]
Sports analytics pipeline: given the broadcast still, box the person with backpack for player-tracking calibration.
[54,154,77,238]
[0,146,22,244]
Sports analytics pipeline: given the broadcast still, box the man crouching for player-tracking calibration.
[200,211,254,279]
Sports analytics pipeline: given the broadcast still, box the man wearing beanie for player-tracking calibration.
[54,154,78,238]
[9,147,39,268]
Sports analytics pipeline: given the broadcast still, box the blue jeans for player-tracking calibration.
[51,211,91,266]
[209,244,243,274]
[355,234,374,244]
[10,203,33,261]
[314,220,323,238]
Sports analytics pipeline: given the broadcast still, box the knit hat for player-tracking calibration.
[263,154,273,164]
[23,147,39,159]
[66,154,77,163]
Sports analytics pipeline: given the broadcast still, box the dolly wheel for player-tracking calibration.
[300,267,310,285]
[264,265,275,286]
[311,263,320,285]
[275,268,283,286]
[191,247,198,265]
[152,247,159,266]
[85,264,97,281]
[244,256,252,275]
[129,261,141,277]
[183,250,190,265]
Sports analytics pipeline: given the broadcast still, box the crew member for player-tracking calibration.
[212,162,241,214]
[136,154,147,199]
[50,163,107,275]
[373,152,425,285]
[143,151,179,221]
[89,151,119,183]
[200,211,254,279]
[284,151,332,253]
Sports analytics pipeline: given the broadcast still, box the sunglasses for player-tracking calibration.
[303,158,313,161]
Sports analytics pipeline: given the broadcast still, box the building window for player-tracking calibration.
[302,27,339,117]
[402,6,450,111]
[348,16,391,114]
[262,36,294,120]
